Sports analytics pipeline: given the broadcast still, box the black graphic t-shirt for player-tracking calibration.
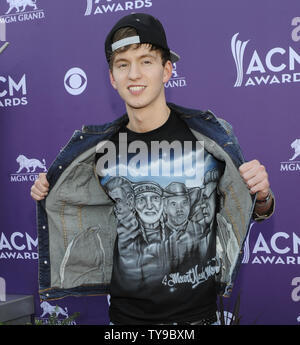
[95,109,225,324]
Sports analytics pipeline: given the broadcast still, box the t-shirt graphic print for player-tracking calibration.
[95,110,225,324]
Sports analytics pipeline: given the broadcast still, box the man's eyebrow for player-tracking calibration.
[113,53,157,64]
[113,57,128,64]
[139,53,156,59]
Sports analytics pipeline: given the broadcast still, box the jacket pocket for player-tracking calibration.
[59,225,107,289]
[58,161,111,206]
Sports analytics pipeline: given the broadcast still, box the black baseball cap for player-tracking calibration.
[105,13,180,63]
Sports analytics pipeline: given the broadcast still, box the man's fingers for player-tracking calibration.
[244,169,269,189]
[239,159,270,197]
[30,189,45,201]
[30,184,48,199]
[31,184,48,196]
[31,193,44,201]
[249,180,270,196]
[38,173,49,187]
[35,178,49,193]
[239,159,260,174]
[239,160,261,178]
[30,173,49,201]
[239,160,267,183]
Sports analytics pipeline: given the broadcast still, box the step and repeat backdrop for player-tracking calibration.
[0,0,299,325]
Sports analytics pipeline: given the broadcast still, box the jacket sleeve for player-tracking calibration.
[217,115,275,222]
[215,115,246,166]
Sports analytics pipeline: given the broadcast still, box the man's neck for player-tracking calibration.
[126,103,171,133]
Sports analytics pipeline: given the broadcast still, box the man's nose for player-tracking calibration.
[146,197,153,209]
[175,204,182,211]
[128,62,142,80]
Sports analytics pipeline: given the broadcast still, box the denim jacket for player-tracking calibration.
[37,103,274,301]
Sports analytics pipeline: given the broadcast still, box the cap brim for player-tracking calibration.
[170,50,180,63]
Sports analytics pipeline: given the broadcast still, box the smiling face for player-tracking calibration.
[109,44,172,114]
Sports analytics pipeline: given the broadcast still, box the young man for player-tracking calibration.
[31,13,274,325]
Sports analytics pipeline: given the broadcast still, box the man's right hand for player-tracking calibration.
[30,173,49,201]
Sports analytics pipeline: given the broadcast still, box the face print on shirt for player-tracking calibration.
[104,167,222,288]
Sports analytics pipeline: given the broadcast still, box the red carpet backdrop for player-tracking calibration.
[0,0,299,324]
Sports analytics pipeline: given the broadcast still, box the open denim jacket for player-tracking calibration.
[37,103,274,301]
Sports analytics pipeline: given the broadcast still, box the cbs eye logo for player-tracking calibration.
[64,67,87,95]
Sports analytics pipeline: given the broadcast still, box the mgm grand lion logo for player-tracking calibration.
[16,154,47,173]
[5,0,38,14]
[290,139,300,161]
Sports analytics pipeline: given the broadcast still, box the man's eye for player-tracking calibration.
[143,60,152,64]
[118,63,128,69]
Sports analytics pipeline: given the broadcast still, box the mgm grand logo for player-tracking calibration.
[280,139,300,172]
[10,154,47,183]
[0,0,45,24]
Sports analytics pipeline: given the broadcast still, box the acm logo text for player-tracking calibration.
[232,18,300,88]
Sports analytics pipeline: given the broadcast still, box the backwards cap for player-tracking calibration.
[105,13,180,63]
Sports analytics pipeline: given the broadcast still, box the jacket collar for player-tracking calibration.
[81,102,208,134]
[81,102,243,167]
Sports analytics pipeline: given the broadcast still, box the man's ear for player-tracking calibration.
[163,60,173,84]
[109,69,117,89]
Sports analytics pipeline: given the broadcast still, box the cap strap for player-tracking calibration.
[111,36,141,52]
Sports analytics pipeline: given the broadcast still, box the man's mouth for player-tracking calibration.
[202,210,209,217]
[128,85,146,94]
[145,211,156,216]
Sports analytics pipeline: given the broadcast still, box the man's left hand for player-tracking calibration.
[239,159,270,201]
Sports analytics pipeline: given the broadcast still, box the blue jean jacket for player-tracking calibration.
[37,103,273,301]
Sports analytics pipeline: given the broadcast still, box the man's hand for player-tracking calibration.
[30,173,49,201]
[239,159,273,216]
[239,159,270,200]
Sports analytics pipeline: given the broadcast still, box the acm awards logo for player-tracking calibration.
[231,17,300,87]
[0,0,45,24]
[280,139,300,172]
[0,157,37,260]
[0,231,38,260]
[0,74,28,107]
[84,0,152,16]
[242,223,300,265]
